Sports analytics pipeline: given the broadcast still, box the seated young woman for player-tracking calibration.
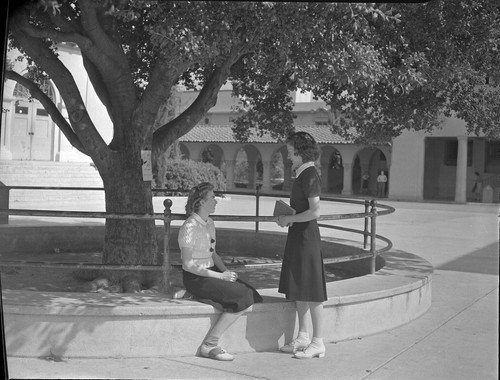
[178,182,263,361]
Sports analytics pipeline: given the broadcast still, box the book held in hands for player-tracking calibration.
[273,200,296,216]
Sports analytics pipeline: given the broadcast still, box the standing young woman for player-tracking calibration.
[276,132,327,359]
[178,182,263,361]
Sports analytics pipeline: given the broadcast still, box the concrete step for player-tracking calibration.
[1,161,104,204]
[0,161,103,187]
[8,190,105,204]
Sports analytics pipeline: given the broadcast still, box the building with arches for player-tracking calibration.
[176,123,390,197]
[173,86,391,197]
[2,42,499,203]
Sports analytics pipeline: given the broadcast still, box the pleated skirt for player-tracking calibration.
[278,220,327,302]
[182,267,263,312]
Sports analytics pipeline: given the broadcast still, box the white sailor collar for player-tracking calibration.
[192,213,208,226]
[296,161,315,178]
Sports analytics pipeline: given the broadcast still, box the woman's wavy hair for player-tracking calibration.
[286,131,320,162]
[185,182,214,216]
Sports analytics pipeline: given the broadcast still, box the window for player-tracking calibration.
[13,77,56,102]
[485,140,500,173]
[13,83,31,99]
[315,120,329,126]
[444,140,473,166]
[486,140,500,160]
[36,108,49,116]
[15,105,29,114]
[314,116,329,126]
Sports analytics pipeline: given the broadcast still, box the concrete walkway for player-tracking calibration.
[3,198,499,379]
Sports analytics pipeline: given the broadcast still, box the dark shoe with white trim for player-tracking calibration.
[200,344,235,361]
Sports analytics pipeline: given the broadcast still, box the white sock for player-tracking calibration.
[297,331,309,341]
[311,337,324,346]
[203,335,219,348]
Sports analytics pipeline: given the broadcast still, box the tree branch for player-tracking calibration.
[136,58,189,134]
[47,1,82,34]
[13,3,92,48]
[81,53,113,119]
[70,1,137,144]
[28,2,136,149]
[152,46,245,158]
[78,0,128,70]
[10,8,110,164]
[5,70,87,154]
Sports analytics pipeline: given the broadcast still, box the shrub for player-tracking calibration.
[157,158,226,194]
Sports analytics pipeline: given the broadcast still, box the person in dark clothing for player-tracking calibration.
[275,132,327,359]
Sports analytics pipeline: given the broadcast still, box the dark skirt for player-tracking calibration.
[182,267,263,313]
[278,220,327,302]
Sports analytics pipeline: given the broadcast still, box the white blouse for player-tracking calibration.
[178,213,216,269]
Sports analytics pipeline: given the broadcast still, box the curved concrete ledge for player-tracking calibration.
[3,245,432,358]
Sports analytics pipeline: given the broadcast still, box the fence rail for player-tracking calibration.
[0,186,395,288]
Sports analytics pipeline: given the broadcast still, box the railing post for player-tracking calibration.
[162,198,173,293]
[0,274,8,379]
[370,199,378,274]
[363,199,370,249]
[255,184,262,233]
[0,183,9,224]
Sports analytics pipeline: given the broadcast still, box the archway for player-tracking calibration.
[321,146,344,194]
[201,144,225,174]
[234,145,262,189]
[270,147,285,190]
[352,148,388,196]
[353,156,362,194]
[178,143,190,160]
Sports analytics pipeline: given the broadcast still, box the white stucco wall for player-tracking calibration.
[390,116,479,201]
[389,130,426,201]
[429,115,469,137]
[56,44,113,145]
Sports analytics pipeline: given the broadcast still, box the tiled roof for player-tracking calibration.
[178,125,354,144]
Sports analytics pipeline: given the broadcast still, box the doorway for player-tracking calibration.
[11,99,54,160]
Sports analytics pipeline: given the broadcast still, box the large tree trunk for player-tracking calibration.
[98,157,160,290]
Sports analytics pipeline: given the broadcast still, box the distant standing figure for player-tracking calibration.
[377,170,388,198]
[472,172,483,201]
[360,172,370,194]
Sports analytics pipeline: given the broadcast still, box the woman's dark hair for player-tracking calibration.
[286,131,320,162]
[185,182,214,215]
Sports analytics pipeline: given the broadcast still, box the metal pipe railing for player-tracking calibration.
[370,199,378,273]
[0,186,395,284]
[363,199,370,249]
[162,199,173,290]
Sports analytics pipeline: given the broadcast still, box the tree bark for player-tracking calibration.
[98,154,160,287]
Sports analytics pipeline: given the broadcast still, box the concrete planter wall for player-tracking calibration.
[1,226,432,358]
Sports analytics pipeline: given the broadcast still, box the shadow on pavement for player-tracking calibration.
[436,241,499,275]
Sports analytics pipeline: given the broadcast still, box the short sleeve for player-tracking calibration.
[178,219,196,249]
[302,168,321,198]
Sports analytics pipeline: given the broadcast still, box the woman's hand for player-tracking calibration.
[277,215,292,228]
[220,270,238,282]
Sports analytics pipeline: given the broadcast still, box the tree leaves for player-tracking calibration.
[8,0,500,154]
[233,0,500,142]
